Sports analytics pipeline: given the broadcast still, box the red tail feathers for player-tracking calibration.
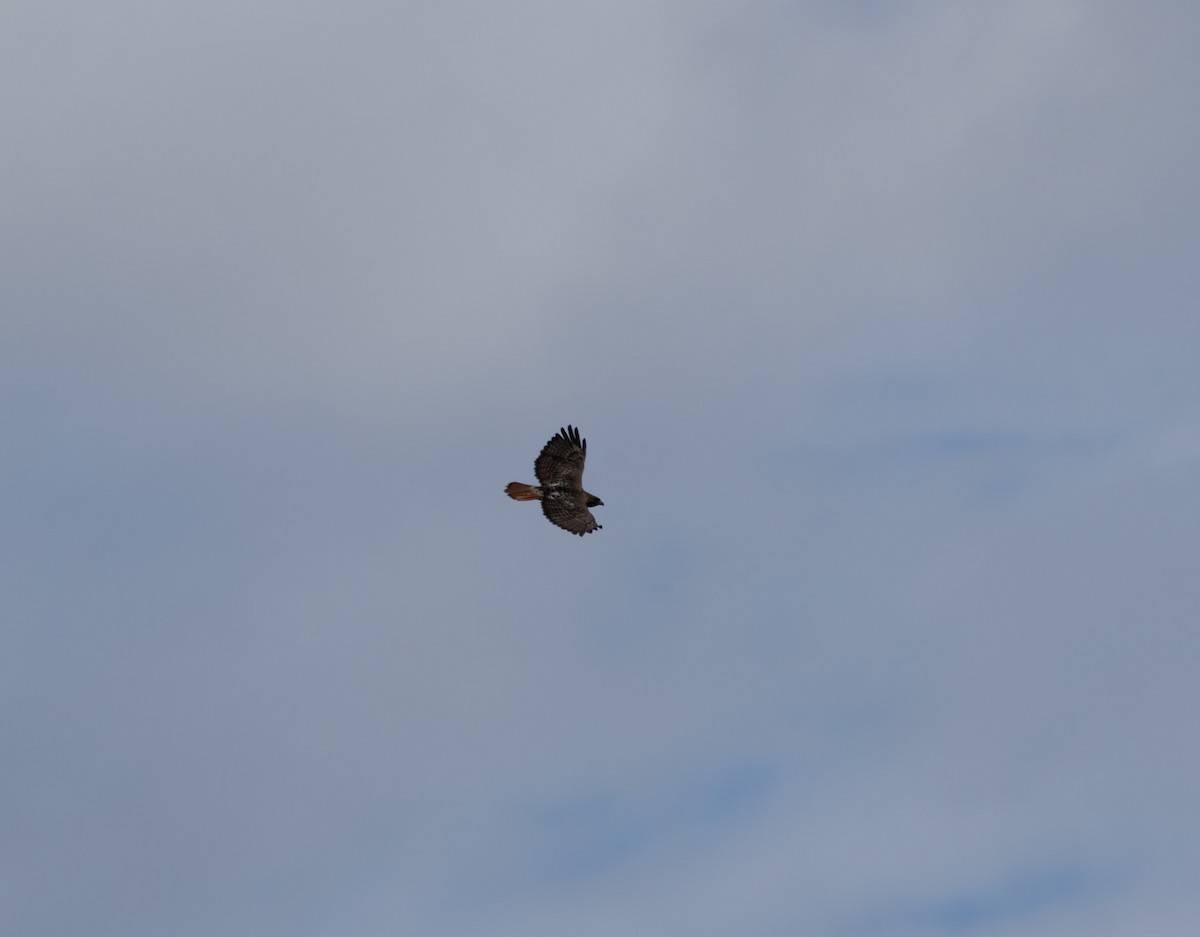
[505,482,541,501]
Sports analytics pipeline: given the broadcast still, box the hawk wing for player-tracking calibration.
[534,425,587,490]
[534,426,599,535]
[541,489,601,536]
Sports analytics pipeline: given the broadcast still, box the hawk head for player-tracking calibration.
[586,494,604,508]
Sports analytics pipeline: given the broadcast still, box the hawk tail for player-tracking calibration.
[505,482,541,501]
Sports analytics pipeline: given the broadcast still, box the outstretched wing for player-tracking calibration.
[534,425,587,489]
[541,489,602,536]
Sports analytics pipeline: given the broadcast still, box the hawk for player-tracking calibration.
[505,425,604,535]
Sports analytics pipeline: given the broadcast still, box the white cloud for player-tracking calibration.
[4,1,1199,935]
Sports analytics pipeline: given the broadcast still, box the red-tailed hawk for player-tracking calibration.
[505,425,604,535]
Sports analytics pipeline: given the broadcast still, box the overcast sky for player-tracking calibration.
[4,2,1199,935]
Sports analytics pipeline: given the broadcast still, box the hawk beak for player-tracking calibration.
[596,499,604,506]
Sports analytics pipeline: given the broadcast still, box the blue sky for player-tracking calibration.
[4,2,1199,935]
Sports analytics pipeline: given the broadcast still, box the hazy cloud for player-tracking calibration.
[4,1,1198,935]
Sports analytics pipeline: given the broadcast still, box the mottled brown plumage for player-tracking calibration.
[505,425,604,535]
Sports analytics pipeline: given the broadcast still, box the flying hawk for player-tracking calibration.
[505,425,604,535]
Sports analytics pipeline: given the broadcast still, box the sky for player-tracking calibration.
[3,1,1199,935]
